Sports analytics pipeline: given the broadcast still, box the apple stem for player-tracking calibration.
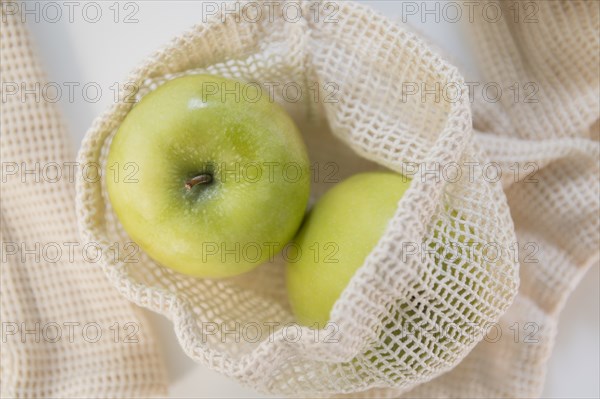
[185,174,213,190]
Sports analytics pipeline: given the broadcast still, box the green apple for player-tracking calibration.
[286,171,484,374]
[286,172,482,327]
[106,74,310,278]
[286,172,411,326]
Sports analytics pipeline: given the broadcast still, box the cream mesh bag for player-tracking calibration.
[76,0,518,395]
[74,0,599,398]
[0,7,167,399]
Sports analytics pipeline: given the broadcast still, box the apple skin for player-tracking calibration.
[106,74,310,278]
[286,172,411,327]
[286,171,482,373]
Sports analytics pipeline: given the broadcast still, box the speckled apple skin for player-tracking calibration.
[107,75,310,278]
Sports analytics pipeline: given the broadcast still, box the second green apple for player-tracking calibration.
[286,172,412,326]
[287,171,484,372]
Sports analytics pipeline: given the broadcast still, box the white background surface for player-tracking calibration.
[21,1,599,397]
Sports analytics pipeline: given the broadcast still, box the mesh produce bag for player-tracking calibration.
[75,0,599,397]
[0,7,168,399]
[404,1,599,397]
[76,1,519,396]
